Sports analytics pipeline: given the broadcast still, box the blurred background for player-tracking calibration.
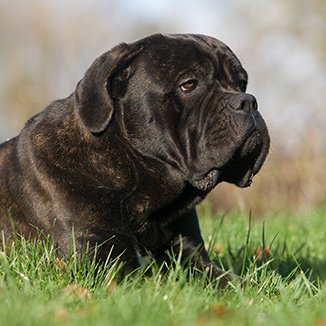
[0,0,325,216]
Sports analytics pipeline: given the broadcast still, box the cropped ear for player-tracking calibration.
[74,43,143,134]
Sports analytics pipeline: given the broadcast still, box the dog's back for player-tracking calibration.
[0,138,19,238]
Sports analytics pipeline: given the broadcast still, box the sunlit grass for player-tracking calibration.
[0,206,325,325]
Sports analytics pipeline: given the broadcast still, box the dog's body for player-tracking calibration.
[0,34,269,283]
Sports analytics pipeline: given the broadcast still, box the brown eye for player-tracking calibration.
[180,79,198,92]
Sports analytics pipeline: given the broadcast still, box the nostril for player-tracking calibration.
[228,94,258,113]
[228,98,244,111]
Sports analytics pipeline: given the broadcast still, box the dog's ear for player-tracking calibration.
[75,43,143,134]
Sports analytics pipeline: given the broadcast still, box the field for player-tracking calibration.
[0,205,325,326]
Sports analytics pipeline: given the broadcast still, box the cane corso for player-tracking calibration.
[0,34,270,285]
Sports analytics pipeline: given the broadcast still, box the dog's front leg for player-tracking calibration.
[166,208,232,288]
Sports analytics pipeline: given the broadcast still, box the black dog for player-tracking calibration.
[0,34,269,285]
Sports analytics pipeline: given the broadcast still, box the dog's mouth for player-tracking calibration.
[191,169,221,192]
[219,141,263,188]
[191,130,269,192]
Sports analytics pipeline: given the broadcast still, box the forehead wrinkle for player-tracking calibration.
[136,45,213,90]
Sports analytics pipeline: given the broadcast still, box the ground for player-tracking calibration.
[0,205,325,326]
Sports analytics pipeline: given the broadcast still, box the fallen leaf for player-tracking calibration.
[55,257,67,270]
[55,307,69,322]
[63,284,91,301]
[195,304,230,326]
[204,243,224,254]
[212,304,227,316]
[315,319,326,326]
[255,246,271,261]
[213,243,225,254]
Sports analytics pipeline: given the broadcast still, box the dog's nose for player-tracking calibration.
[228,93,257,113]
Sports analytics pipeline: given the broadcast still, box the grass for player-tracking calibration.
[0,205,325,326]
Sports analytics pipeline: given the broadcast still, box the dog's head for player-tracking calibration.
[75,34,270,192]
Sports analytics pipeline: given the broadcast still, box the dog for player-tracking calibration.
[0,34,270,286]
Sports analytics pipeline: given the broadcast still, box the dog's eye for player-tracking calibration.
[180,80,198,92]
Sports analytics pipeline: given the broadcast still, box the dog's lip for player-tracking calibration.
[191,165,254,191]
[220,150,260,188]
[235,169,254,188]
[191,124,269,191]
[222,137,269,188]
[191,169,221,192]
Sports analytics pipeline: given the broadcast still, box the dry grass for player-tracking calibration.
[208,144,326,216]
